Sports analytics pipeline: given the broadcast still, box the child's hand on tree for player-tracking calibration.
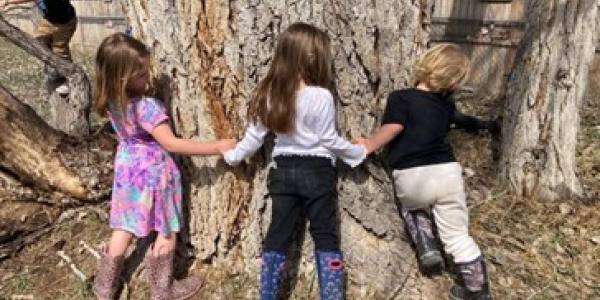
[216,138,237,154]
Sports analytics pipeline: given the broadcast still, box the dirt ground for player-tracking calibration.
[0,37,598,299]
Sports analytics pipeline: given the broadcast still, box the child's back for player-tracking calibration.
[226,86,364,167]
[108,96,182,238]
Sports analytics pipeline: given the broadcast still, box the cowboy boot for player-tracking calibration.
[315,250,344,300]
[92,249,124,300]
[145,249,202,300]
[449,256,493,300]
[260,251,287,300]
[403,209,444,270]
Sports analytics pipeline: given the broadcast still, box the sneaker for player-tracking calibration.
[55,83,70,96]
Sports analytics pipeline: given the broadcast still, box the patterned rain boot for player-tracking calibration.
[260,251,287,300]
[449,256,493,300]
[315,250,344,300]
[145,249,203,300]
[403,209,444,270]
[92,249,124,300]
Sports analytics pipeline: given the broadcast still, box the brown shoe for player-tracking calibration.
[92,249,124,300]
[145,249,202,300]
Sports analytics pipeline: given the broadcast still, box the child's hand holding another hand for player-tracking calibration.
[353,137,373,155]
[216,138,237,155]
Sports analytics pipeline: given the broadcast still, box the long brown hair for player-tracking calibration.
[248,22,334,133]
[93,33,152,117]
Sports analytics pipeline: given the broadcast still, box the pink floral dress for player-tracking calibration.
[108,97,183,237]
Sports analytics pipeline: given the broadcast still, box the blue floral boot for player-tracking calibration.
[260,251,287,300]
[315,250,344,300]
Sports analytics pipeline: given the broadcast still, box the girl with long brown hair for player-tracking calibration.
[91,33,235,300]
[224,22,366,300]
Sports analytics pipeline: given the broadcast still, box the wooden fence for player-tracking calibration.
[430,0,599,99]
[430,0,526,99]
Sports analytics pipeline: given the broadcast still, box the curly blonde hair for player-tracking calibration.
[411,44,470,93]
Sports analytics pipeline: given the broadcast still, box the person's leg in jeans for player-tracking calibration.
[302,165,343,300]
[51,18,77,62]
[432,168,491,300]
[34,18,54,49]
[261,166,302,300]
[34,19,62,87]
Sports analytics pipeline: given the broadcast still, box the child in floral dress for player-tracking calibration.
[91,33,235,300]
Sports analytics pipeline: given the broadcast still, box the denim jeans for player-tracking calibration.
[264,155,340,252]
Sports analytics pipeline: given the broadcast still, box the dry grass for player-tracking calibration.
[0,41,599,299]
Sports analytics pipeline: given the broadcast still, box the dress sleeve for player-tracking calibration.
[223,122,269,166]
[135,97,169,133]
[312,90,366,168]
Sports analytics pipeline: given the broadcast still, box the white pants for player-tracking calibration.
[393,162,482,263]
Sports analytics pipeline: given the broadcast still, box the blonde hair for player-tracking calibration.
[411,44,470,93]
[94,33,152,117]
[248,22,333,134]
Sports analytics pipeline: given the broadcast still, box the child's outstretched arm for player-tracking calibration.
[151,124,236,155]
[223,123,268,166]
[452,108,499,135]
[314,92,367,167]
[355,123,404,155]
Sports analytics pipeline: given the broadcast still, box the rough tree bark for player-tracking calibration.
[0,14,90,136]
[0,83,112,202]
[120,1,444,298]
[500,0,598,200]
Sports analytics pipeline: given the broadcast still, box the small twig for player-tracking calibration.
[56,250,88,282]
[10,295,34,300]
[80,240,101,260]
[0,226,54,260]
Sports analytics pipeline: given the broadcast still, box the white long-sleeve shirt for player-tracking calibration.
[224,86,367,167]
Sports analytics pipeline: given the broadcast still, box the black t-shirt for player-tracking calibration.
[382,88,493,170]
[36,0,76,24]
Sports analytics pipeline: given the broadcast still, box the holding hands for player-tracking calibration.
[353,137,376,155]
[215,138,237,155]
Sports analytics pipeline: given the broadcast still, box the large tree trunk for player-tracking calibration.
[120,0,444,298]
[499,0,598,201]
[0,14,90,136]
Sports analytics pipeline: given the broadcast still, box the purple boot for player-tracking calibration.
[403,209,444,271]
[145,249,203,300]
[92,249,124,300]
[449,256,493,300]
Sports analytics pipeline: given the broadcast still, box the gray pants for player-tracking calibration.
[393,162,481,263]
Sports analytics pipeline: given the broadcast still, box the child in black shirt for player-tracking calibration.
[357,44,496,300]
